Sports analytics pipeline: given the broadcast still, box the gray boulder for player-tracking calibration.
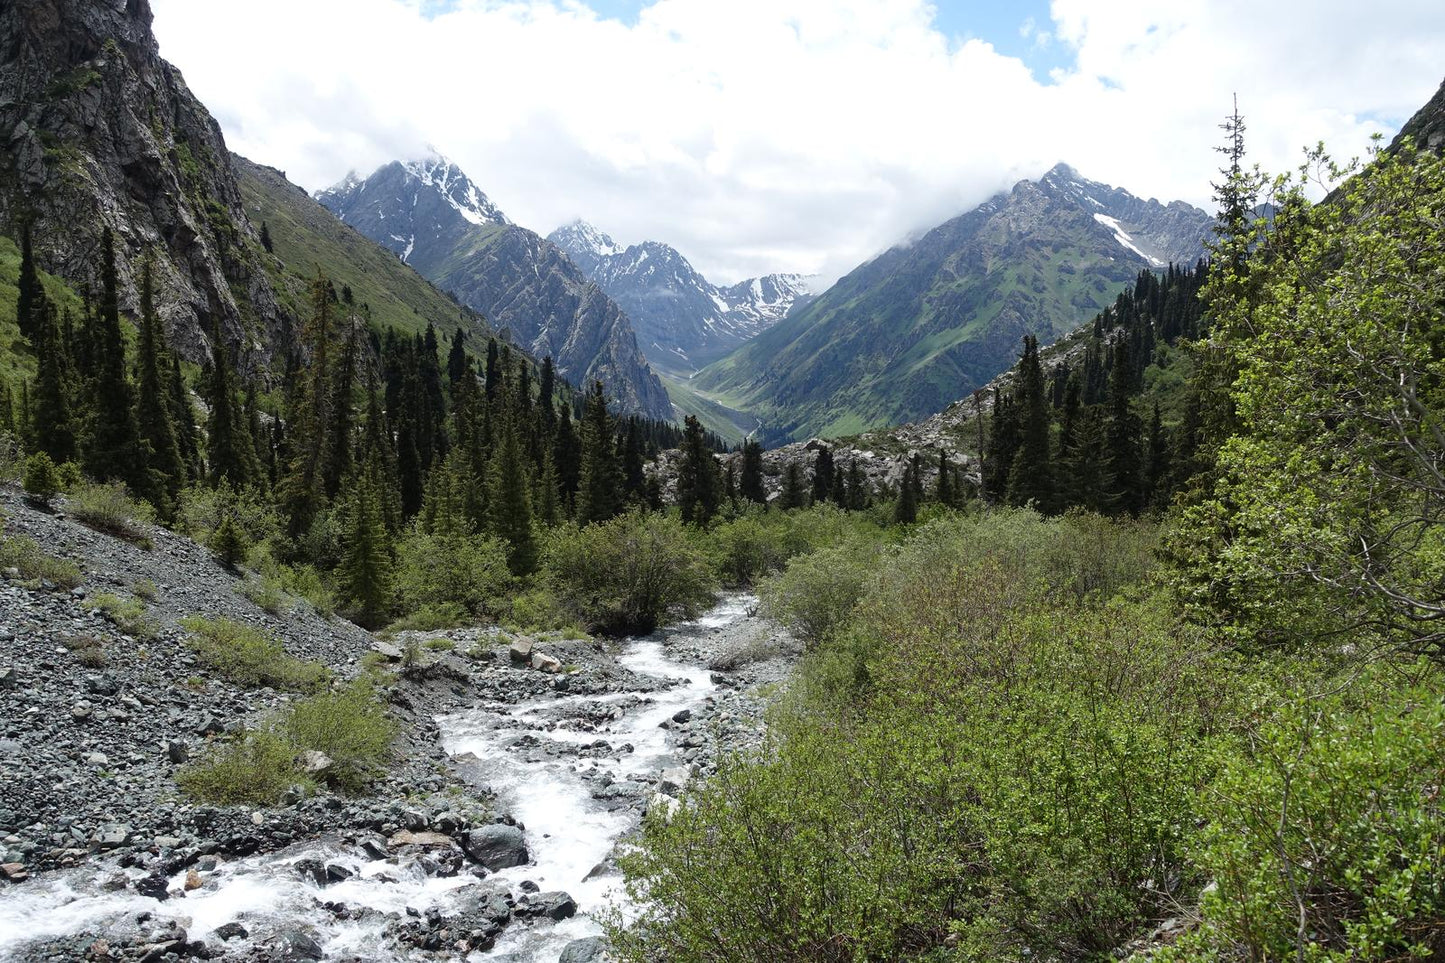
[462,824,528,870]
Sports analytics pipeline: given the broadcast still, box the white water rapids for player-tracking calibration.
[0,594,757,962]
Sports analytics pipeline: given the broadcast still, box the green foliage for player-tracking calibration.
[181,615,329,692]
[66,479,155,543]
[1159,666,1445,962]
[281,680,396,793]
[544,509,716,635]
[209,511,248,567]
[616,512,1218,961]
[394,527,512,621]
[0,533,83,588]
[86,592,158,640]
[1172,143,1445,656]
[176,729,305,807]
[22,451,61,503]
[386,603,469,634]
[758,537,880,648]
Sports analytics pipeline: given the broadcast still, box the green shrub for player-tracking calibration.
[385,602,469,633]
[131,578,158,601]
[0,534,83,588]
[178,482,281,548]
[62,634,106,667]
[180,615,329,692]
[22,452,61,504]
[544,510,717,635]
[67,480,154,543]
[281,681,396,793]
[394,528,513,620]
[423,637,454,651]
[177,729,306,806]
[249,549,335,617]
[86,592,158,640]
[0,432,23,481]
[239,573,291,615]
[209,511,249,566]
[757,537,881,648]
[1158,668,1445,963]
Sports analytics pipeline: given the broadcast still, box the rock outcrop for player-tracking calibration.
[0,0,286,368]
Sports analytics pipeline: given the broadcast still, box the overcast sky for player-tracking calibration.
[150,0,1445,285]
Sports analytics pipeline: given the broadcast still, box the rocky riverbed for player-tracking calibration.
[0,486,797,962]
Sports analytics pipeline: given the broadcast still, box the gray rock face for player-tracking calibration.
[560,935,610,962]
[462,824,529,870]
[0,0,287,369]
[549,220,813,375]
[317,158,671,419]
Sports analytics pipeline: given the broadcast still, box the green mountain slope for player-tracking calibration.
[695,164,1210,444]
[234,156,488,345]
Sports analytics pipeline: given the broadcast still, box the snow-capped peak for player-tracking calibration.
[552,219,624,260]
[401,149,509,227]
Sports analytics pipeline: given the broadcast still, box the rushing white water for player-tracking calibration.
[0,594,754,963]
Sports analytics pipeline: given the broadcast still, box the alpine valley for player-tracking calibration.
[2,0,1444,961]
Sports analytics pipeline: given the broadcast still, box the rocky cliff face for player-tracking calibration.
[1391,75,1445,152]
[0,0,285,367]
[693,164,1212,443]
[548,220,812,375]
[318,159,672,419]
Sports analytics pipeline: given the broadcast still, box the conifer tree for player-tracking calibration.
[534,449,561,527]
[893,462,919,524]
[204,335,259,489]
[575,381,622,525]
[622,420,647,504]
[554,403,581,508]
[134,261,184,516]
[82,228,145,490]
[779,461,807,510]
[811,446,834,505]
[323,316,360,498]
[31,298,76,463]
[16,225,39,342]
[1104,338,1143,515]
[488,413,537,574]
[740,439,766,504]
[279,275,333,536]
[983,388,1020,501]
[1005,335,1054,512]
[936,449,953,506]
[538,356,557,436]
[340,456,394,628]
[677,415,722,526]
[1143,402,1170,510]
[168,355,201,482]
[846,459,868,510]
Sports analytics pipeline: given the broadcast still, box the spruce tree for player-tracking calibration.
[168,354,201,482]
[983,388,1020,501]
[16,225,39,342]
[1104,338,1143,515]
[846,459,868,510]
[82,228,145,490]
[134,261,184,517]
[575,381,622,525]
[676,415,722,526]
[553,403,581,508]
[936,449,953,506]
[204,335,259,489]
[811,446,834,505]
[621,420,646,504]
[893,462,919,524]
[537,356,557,435]
[31,299,76,463]
[778,461,807,510]
[278,275,333,536]
[740,439,766,504]
[488,414,537,574]
[340,457,394,628]
[1005,336,1054,512]
[1143,402,1171,510]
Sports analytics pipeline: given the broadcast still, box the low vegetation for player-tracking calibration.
[85,591,158,640]
[0,532,83,588]
[180,615,329,692]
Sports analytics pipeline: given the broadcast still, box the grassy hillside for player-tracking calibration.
[234,156,488,345]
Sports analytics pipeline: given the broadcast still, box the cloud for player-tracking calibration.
[150,0,1445,285]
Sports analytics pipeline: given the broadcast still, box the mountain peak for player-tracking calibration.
[397,153,509,228]
[550,219,624,261]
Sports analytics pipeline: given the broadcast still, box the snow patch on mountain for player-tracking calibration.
[1093,213,1164,267]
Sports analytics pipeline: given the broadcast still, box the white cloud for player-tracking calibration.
[150,0,1445,284]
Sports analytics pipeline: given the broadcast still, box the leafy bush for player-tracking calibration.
[86,592,158,640]
[181,615,329,692]
[386,603,469,633]
[249,549,335,617]
[67,480,155,543]
[1159,668,1445,962]
[177,729,306,806]
[0,432,23,481]
[22,452,61,504]
[0,534,83,588]
[509,586,569,632]
[281,680,396,793]
[62,634,106,667]
[758,537,881,648]
[704,504,879,586]
[178,482,281,548]
[239,573,290,615]
[394,528,513,620]
[131,578,158,601]
[615,510,1217,962]
[544,510,716,635]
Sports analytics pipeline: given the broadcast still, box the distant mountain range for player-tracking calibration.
[692,163,1213,443]
[316,156,671,419]
[548,220,813,376]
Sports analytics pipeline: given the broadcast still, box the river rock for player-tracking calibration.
[213,922,249,941]
[658,767,690,794]
[560,936,611,962]
[531,651,563,673]
[299,750,333,775]
[135,871,170,901]
[462,824,528,870]
[389,829,454,849]
[509,638,534,663]
[524,890,577,921]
